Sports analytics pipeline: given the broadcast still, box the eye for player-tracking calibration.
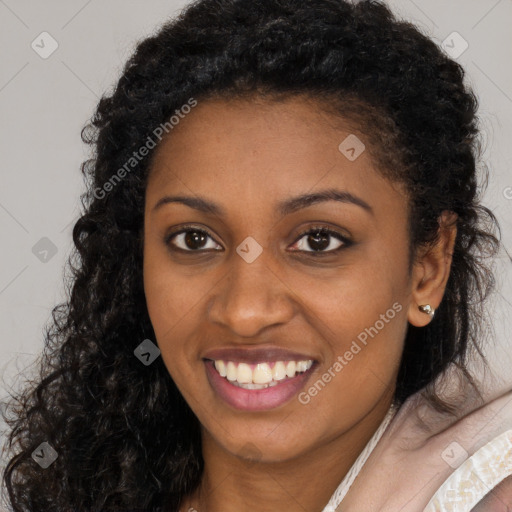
[290,225,351,254]
[165,225,223,252]
[164,224,351,255]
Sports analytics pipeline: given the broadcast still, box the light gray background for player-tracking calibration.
[1,0,511,456]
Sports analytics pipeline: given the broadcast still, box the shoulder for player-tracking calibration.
[338,386,512,512]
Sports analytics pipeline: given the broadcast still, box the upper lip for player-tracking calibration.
[202,346,317,364]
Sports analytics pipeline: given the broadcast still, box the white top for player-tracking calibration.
[423,428,512,511]
[321,402,512,511]
[321,404,399,512]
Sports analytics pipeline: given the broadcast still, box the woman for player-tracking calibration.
[2,0,511,510]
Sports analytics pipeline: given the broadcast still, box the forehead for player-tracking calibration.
[146,96,406,215]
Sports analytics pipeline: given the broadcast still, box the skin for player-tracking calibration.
[143,95,457,512]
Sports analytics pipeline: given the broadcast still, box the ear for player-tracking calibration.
[407,210,458,327]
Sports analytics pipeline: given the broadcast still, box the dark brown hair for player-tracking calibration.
[2,0,501,510]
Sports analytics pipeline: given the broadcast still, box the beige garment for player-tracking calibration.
[424,428,512,510]
[334,375,512,511]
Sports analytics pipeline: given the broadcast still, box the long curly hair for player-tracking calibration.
[1,0,502,510]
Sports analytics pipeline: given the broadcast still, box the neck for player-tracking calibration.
[180,393,394,512]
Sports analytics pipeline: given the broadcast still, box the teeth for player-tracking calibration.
[213,359,313,388]
[237,363,252,384]
[272,361,286,380]
[285,361,296,378]
[215,360,227,377]
[253,363,273,384]
[226,361,237,381]
[232,380,280,390]
[297,360,308,372]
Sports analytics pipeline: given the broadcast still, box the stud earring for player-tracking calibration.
[418,304,435,317]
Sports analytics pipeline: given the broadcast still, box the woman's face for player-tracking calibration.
[143,96,414,462]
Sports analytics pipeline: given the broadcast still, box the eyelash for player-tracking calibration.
[165,223,352,256]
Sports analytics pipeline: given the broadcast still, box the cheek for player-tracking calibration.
[142,241,226,401]
[143,235,198,332]
[143,246,196,374]
[143,269,200,396]
[292,251,408,395]
[298,281,406,427]
[293,253,407,336]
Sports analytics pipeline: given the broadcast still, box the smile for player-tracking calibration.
[212,360,314,389]
[204,357,317,411]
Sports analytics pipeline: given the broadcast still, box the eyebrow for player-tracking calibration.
[152,188,373,216]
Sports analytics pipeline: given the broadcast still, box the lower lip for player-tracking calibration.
[204,360,316,411]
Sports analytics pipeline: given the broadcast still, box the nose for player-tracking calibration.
[207,248,296,338]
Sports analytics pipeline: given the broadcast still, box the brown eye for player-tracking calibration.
[166,228,222,252]
[291,227,350,254]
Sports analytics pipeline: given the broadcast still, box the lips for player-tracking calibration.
[202,346,318,411]
[203,347,316,364]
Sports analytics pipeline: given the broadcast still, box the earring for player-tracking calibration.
[418,304,435,317]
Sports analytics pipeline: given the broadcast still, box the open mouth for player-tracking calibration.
[210,359,314,389]
[203,357,317,411]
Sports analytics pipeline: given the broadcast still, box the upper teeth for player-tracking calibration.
[213,360,313,387]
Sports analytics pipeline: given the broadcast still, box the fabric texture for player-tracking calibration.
[424,429,512,510]
[322,367,512,511]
